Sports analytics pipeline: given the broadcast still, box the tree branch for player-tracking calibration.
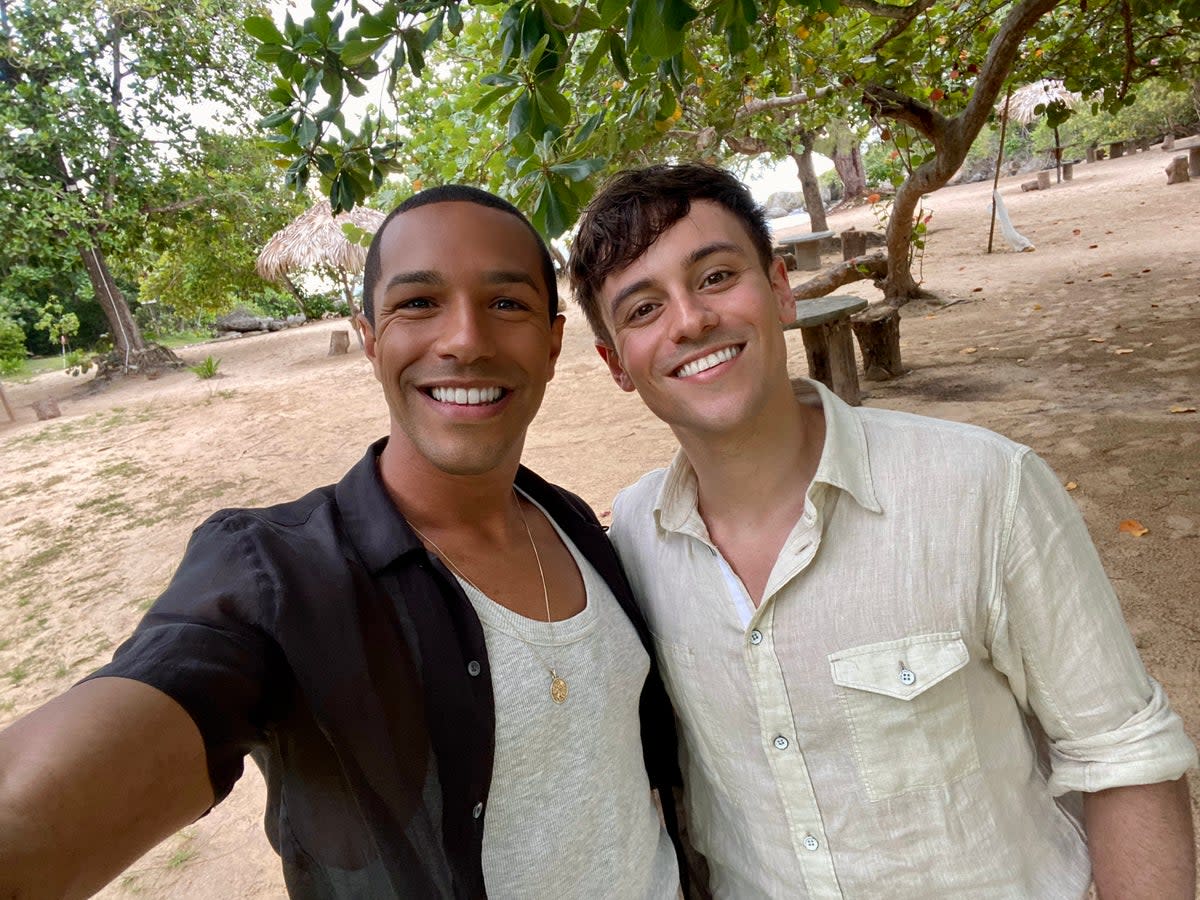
[861,86,948,143]
[870,0,936,51]
[842,0,930,20]
[735,85,836,119]
[793,252,889,300]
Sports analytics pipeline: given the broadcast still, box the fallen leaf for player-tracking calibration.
[1088,337,1106,343]
[924,313,937,319]
[1064,280,1074,285]
[1065,481,1078,491]
[600,509,611,517]
[1101,273,1113,278]
[1118,519,1149,537]
[1072,228,1081,235]
[960,347,978,354]
[1088,244,1098,249]
[971,287,983,292]
[1031,303,1043,310]
[1114,348,1134,355]
[1150,303,1159,308]
[1169,406,1196,414]
[1142,268,1151,273]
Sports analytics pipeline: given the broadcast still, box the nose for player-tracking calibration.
[433,299,496,363]
[668,291,719,344]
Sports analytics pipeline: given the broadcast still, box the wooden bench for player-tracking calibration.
[783,294,867,405]
[777,230,835,271]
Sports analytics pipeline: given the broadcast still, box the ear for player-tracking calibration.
[358,314,379,367]
[769,256,796,326]
[545,314,566,381]
[595,341,636,393]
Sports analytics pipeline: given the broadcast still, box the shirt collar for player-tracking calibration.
[335,437,426,573]
[654,377,881,533]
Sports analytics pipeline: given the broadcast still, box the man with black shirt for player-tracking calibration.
[0,186,685,899]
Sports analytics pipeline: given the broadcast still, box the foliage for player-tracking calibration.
[0,318,27,376]
[34,302,81,348]
[190,355,222,379]
[248,0,1199,302]
[1028,79,1199,151]
[136,133,308,318]
[0,0,272,360]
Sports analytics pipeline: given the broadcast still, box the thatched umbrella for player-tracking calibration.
[256,200,385,346]
[988,80,1080,252]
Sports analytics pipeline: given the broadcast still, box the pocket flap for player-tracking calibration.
[829,632,968,700]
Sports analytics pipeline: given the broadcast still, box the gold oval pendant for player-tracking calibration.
[550,675,568,704]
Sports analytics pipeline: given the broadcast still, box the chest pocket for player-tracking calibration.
[829,632,979,802]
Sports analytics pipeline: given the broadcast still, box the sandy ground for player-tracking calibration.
[1,146,1197,896]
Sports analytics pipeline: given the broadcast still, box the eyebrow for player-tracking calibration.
[608,241,745,316]
[384,269,542,293]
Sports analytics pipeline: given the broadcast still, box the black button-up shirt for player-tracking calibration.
[91,439,684,898]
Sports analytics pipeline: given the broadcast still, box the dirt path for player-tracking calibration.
[1,146,1196,896]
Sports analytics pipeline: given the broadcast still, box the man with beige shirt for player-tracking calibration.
[568,163,1197,898]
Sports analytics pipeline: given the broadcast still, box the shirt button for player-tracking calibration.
[472,801,484,819]
[802,835,820,851]
[773,735,790,751]
[467,660,481,677]
[899,667,916,686]
[750,630,763,645]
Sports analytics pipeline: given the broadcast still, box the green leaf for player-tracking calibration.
[609,33,630,79]
[473,84,516,113]
[537,83,571,125]
[244,15,285,45]
[549,157,606,181]
[481,72,522,86]
[341,37,387,66]
[509,91,532,139]
[448,4,464,35]
[573,109,606,147]
[259,108,297,129]
[401,29,426,76]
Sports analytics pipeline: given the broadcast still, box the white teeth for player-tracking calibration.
[430,386,503,405]
[675,346,741,378]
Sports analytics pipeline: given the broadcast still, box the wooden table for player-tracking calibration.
[778,229,835,271]
[783,294,868,405]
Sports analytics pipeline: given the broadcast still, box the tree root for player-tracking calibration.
[93,343,185,380]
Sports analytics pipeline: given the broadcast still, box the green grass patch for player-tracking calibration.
[76,494,133,518]
[155,330,214,349]
[96,460,146,480]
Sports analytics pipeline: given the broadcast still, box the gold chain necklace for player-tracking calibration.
[409,492,569,704]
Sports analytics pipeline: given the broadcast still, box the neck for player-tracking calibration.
[679,382,825,525]
[376,430,525,540]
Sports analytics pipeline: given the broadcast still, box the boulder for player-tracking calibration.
[216,309,270,333]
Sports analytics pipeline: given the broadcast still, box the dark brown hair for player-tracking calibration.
[567,163,773,344]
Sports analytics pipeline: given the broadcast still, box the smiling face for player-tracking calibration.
[595,201,796,441]
[363,200,563,477]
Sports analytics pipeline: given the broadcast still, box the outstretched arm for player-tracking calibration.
[0,676,214,899]
[1084,775,1196,900]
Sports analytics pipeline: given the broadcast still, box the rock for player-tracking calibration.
[764,206,789,219]
[32,398,61,420]
[763,190,806,215]
[285,314,306,327]
[267,319,287,332]
[216,309,270,333]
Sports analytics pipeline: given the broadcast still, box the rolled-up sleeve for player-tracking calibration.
[996,449,1196,796]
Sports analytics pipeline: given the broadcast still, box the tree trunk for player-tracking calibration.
[832,145,868,201]
[282,274,311,319]
[77,241,146,361]
[882,180,924,306]
[790,139,828,233]
[793,252,888,300]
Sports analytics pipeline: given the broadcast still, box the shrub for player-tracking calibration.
[190,355,221,379]
[0,318,27,375]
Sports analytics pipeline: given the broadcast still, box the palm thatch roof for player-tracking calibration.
[996,80,1080,126]
[256,200,385,282]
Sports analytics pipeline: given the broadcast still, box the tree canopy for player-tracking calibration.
[249,0,1198,304]
[0,0,272,368]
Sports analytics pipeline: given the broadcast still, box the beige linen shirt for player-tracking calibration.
[609,380,1197,899]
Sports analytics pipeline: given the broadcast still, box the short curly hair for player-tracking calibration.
[568,163,773,345]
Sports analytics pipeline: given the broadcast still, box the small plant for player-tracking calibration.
[190,355,221,379]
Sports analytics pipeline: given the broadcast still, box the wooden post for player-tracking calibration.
[851,306,902,380]
[1061,162,1074,181]
[1162,135,1174,151]
[800,321,860,406]
[329,331,350,355]
[0,381,15,422]
[840,229,868,261]
[1036,170,1051,190]
[1085,146,1097,164]
[1109,140,1125,159]
[1189,147,1200,178]
[792,239,822,271]
[1166,156,1190,185]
